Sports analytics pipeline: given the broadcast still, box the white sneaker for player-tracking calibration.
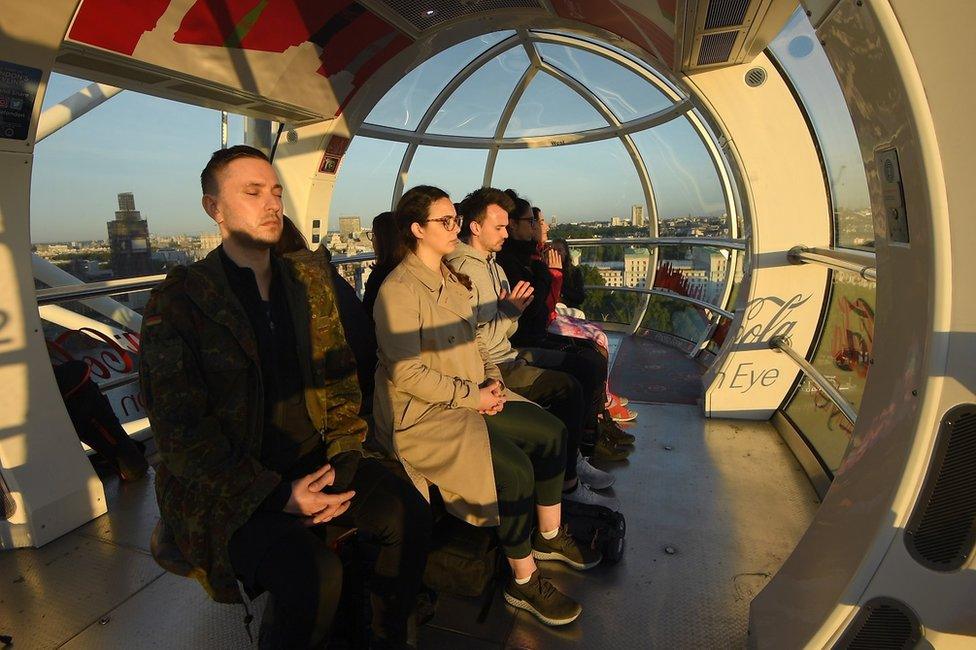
[576,452,615,490]
[564,481,620,511]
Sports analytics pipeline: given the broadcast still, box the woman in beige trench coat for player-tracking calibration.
[372,185,601,627]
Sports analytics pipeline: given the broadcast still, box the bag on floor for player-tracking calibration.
[423,513,500,598]
[562,500,626,564]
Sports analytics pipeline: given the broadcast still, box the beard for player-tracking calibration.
[226,225,280,251]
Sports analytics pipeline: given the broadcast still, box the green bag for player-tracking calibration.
[422,515,500,598]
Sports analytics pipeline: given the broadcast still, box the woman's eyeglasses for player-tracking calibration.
[427,216,463,232]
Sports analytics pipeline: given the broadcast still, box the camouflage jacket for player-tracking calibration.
[140,247,366,603]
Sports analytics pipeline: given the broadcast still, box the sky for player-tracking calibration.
[29,13,865,243]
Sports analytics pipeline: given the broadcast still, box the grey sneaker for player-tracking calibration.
[564,481,620,511]
[532,525,602,570]
[504,571,582,626]
[576,452,615,490]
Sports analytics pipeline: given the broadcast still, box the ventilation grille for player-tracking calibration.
[377,0,544,31]
[705,0,751,29]
[835,598,921,650]
[56,52,170,84]
[744,67,767,87]
[697,31,738,65]
[906,404,976,570]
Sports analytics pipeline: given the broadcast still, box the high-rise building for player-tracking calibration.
[339,216,362,239]
[631,204,644,227]
[106,192,152,278]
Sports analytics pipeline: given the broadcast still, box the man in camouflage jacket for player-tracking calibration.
[140,146,429,648]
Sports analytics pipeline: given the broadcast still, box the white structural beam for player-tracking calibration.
[35,82,123,143]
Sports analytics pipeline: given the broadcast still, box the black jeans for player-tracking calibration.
[500,360,583,482]
[517,334,608,442]
[228,458,431,648]
[484,402,566,559]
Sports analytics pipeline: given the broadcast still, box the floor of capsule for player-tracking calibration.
[0,335,819,649]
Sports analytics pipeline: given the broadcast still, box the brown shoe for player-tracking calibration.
[599,414,636,445]
[592,433,631,461]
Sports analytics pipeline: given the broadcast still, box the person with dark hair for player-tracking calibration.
[496,190,634,460]
[362,211,397,318]
[447,187,618,506]
[141,146,430,648]
[373,185,600,627]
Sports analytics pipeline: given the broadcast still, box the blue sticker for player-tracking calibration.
[0,60,42,140]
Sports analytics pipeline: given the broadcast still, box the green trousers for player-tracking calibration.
[484,401,567,558]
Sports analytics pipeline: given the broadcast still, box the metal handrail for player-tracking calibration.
[584,284,735,319]
[788,245,876,281]
[96,371,140,392]
[567,236,746,250]
[769,335,857,424]
[35,274,168,305]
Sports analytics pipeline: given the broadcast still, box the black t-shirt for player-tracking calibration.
[219,247,323,480]
[496,238,552,347]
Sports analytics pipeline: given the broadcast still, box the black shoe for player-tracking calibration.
[599,415,636,445]
[532,525,602,570]
[504,571,581,626]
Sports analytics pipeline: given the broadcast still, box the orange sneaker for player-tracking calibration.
[607,396,637,422]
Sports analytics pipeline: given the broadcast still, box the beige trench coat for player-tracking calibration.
[373,252,521,527]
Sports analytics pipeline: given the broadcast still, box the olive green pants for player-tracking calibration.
[484,401,567,558]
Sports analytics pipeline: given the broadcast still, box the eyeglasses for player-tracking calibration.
[427,216,463,232]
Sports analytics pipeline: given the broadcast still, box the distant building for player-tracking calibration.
[198,232,222,255]
[339,216,362,239]
[595,262,624,287]
[631,205,644,227]
[106,192,152,278]
[624,248,650,287]
[611,217,626,227]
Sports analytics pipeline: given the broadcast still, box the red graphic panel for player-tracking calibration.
[69,0,172,55]
[551,0,674,63]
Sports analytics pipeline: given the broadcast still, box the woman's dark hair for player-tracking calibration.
[552,238,573,274]
[394,185,470,289]
[370,211,397,268]
[274,216,309,255]
[503,189,532,223]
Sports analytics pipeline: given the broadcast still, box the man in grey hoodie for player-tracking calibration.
[447,187,617,508]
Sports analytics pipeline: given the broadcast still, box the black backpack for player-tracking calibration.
[562,500,626,564]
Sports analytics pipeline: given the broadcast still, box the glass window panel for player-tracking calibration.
[654,244,730,306]
[505,72,608,137]
[769,9,873,250]
[783,268,876,471]
[427,46,530,136]
[637,293,710,344]
[490,138,644,224]
[536,43,673,122]
[365,31,514,130]
[31,74,242,272]
[329,137,407,228]
[404,147,489,201]
[632,118,728,236]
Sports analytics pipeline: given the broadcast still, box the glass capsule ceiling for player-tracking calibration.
[344,29,737,237]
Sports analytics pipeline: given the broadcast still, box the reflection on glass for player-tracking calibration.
[491,139,644,222]
[631,119,728,235]
[505,72,608,137]
[654,245,729,306]
[427,46,530,136]
[769,9,873,250]
[537,43,673,121]
[330,137,407,223]
[364,31,514,130]
[638,293,709,343]
[406,147,489,200]
[784,268,875,471]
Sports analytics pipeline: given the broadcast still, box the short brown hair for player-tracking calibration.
[457,187,514,240]
[200,145,269,196]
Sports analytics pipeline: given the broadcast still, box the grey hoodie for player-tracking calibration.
[446,241,521,366]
